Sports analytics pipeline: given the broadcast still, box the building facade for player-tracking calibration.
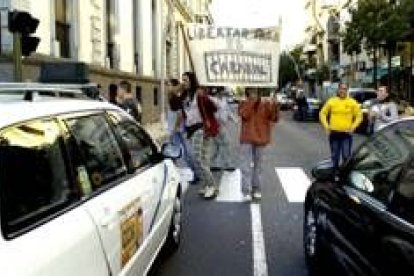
[302,0,373,87]
[0,0,212,124]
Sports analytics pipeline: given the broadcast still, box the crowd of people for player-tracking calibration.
[164,72,279,201]
[105,76,400,202]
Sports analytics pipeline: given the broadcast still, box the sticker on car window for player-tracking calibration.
[120,198,143,268]
[77,166,92,196]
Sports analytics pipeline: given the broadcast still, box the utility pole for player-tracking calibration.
[8,10,40,82]
[13,32,22,82]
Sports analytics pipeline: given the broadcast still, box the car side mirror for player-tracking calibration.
[161,142,181,160]
[312,159,335,181]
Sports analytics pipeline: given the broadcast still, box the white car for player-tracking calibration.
[0,84,183,276]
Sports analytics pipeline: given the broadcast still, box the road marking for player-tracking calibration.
[215,169,268,275]
[216,169,243,202]
[275,167,311,203]
[251,203,268,276]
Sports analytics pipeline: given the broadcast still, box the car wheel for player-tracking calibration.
[165,194,182,252]
[304,204,326,275]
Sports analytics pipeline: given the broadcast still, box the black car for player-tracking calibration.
[293,97,322,121]
[304,118,414,275]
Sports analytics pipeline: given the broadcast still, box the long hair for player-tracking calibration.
[182,72,199,99]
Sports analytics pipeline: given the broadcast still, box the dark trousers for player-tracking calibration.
[329,132,352,169]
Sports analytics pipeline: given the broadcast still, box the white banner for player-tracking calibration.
[185,24,281,87]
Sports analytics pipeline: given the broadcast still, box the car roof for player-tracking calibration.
[0,82,98,89]
[348,88,376,93]
[0,100,121,128]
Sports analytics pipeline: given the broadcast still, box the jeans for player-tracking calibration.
[171,131,198,179]
[240,144,265,195]
[329,132,352,170]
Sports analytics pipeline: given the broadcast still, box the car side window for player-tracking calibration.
[0,119,77,238]
[65,114,127,194]
[389,159,414,224]
[108,111,158,170]
[348,125,411,203]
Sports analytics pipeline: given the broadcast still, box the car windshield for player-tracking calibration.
[349,90,377,103]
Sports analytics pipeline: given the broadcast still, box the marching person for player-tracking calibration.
[166,78,196,173]
[182,72,219,199]
[319,83,362,171]
[369,86,399,132]
[239,87,279,202]
[210,87,237,171]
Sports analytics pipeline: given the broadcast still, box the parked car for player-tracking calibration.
[0,84,183,276]
[276,93,294,110]
[293,97,322,121]
[348,88,377,104]
[304,118,414,275]
[347,88,377,135]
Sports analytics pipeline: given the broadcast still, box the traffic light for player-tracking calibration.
[8,10,40,56]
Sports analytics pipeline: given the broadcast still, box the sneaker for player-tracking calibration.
[203,186,217,199]
[252,191,262,200]
[242,194,252,202]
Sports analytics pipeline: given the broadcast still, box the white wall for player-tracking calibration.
[118,0,134,72]
[78,0,106,65]
[139,0,154,77]
[30,0,52,55]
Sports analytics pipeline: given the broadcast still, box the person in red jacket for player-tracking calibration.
[238,87,279,201]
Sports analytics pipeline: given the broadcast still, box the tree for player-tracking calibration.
[343,0,411,89]
[278,45,304,88]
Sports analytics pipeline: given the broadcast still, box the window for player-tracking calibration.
[388,125,414,224]
[348,125,411,203]
[108,111,158,170]
[65,114,126,193]
[55,0,70,58]
[154,87,158,106]
[136,86,142,102]
[0,119,76,237]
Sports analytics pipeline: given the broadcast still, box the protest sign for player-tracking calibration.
[184,24,280,87]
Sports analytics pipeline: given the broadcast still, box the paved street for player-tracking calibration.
[150,110,366,276]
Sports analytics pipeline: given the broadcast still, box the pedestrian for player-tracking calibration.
[108,83,118,106]
[319,83,362,171]
[239,87,279,202]
[210,87,237,171]
[166,78,196,171]
[118,80,142,123]
[369,86,399,132]
[295,89,308,121]
[182,72,218,199]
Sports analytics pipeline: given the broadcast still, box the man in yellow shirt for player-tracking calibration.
[319,83,362,170]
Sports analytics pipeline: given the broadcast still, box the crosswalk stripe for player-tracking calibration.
[275,167,311,203]
[251,203,268,276]
[216,169,243,202]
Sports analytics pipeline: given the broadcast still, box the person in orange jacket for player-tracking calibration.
[238,87,279,202]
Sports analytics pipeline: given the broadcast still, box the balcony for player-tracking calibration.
[304,44,317,54]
